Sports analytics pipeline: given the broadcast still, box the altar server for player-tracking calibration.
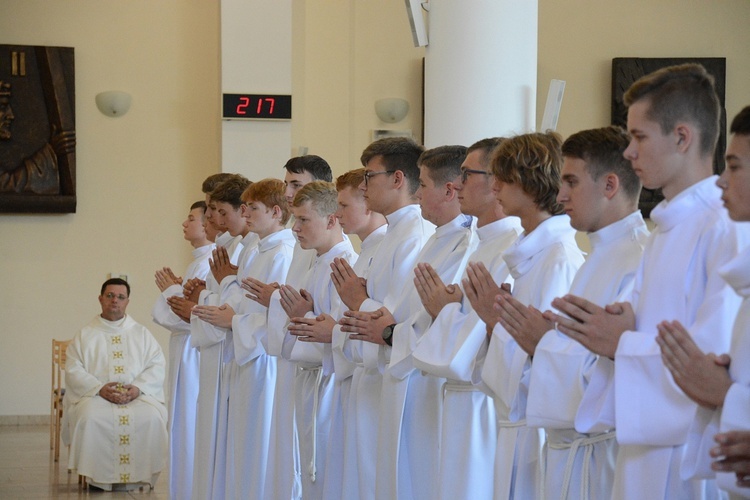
[495,126,647,500]
[332,137,433,498]
[656,105,750,498]
[473,132,585,499]
[549,64,749,499]
[341,145,475,500]
[151,200,212,500]
[411,137,522,500]
[192,178,296,499]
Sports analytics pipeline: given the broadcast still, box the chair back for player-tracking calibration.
[51,339,71,461]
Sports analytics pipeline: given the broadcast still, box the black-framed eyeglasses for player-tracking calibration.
[364,170,397,186]
[460,168,491,183]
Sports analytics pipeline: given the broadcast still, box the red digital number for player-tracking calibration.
[236,96,250,115]
[254,98,276,115]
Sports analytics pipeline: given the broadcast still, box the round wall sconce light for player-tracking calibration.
[375,98,409,123]
[95,91,132,117]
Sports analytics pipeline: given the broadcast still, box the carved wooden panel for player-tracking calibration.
[611,57,726,217]
[0,44,76,213]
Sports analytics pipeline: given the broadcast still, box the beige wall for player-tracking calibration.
[2,0,749,416]
[0,1,221,416]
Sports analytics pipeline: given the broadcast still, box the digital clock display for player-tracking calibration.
[222,93,292,120]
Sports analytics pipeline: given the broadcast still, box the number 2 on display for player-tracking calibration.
[236,97,275,115]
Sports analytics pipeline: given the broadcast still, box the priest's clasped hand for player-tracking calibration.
[99,381,140,405]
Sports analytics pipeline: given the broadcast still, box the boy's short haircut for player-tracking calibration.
[467,137,506,169]
[492,132,564,215]
[202,173,238,194]
[210,175,251,209]
[562,126,642,200]
[730,106,750,135]
[242,178,291,226]
[292,180,339,217]
[623,63,720,158]
[335,168,366,192]
[418,145,467,185]
[283,155,333,182]
[360,137,424,195]
[191,200,207,212]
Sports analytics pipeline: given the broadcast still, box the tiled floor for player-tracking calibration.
[0,425,169,499]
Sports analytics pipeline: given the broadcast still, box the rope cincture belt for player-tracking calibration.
[300,365,324,483]
[542,429,616,500]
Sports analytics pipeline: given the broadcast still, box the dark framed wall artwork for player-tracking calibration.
[0,44,76,213]
[611,57,726,218]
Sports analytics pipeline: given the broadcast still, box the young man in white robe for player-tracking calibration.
[549,64,750,500]
[63,279,167,491]
[151,200,213,500]
[411,137,523,500]
[341,145,475,500]
[242,156,334,500]
[288,169,387,500]
[656,105,750,498]
[332,137,434,499]
[266,181,357,499]
[468,132,585,500]
[494,127,648,499]
[193,178,296,499]
[187,175,249,500]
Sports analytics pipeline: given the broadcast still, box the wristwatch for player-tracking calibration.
[382,323,396,346]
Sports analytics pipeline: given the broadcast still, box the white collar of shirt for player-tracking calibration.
[360,224,387,252]
[476,216,522,243]
[503,214,575,278]
[258,228,294,253]
[314,238,354,265]
[720,245,750,297]
[385,204,422,232]
[97,315,130,331]
[435,213,473,239]
[215,231,234,247]
[587,210,646,252]
[649,176,720,232]
[193,243,214,260]
[241,231,259,248]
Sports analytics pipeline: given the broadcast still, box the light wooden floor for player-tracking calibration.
[0,425,169,499]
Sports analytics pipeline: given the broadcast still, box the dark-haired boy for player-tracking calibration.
[549,65,750,499]
[341,145,474,499]
[151,200,213,500]
[493,127,648,499]
[332,137,434,498]
[411,137,523,499]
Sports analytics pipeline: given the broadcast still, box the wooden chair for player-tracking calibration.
[50,339,71,462]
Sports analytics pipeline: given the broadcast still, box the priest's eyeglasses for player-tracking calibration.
[105,293,128,301]
[460,168,491,183]
[364,170,397,186]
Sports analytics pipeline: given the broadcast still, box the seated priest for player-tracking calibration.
[62,278,168,491]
